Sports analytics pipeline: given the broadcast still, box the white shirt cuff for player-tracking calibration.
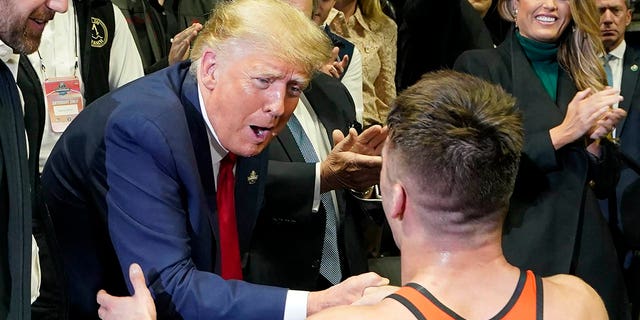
[312,162,321,212]
[283,290,309,320]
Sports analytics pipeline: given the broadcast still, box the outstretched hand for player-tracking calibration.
[307,272,389,316]
[320,126,388,192]
[97,263,156,320]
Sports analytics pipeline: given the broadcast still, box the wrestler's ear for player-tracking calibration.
[388,183,406,221]
[199,49,218,90]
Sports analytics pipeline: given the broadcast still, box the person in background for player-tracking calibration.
[0,0,68,319]
[42,0,388,318]
[311,0,365,124]
[113,0,204,74]
[454,0,629,318]
[596,0,640,317]
[326,0,397,127]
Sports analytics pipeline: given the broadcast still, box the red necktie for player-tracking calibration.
[217,153,243,280]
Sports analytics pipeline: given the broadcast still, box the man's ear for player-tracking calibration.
[199,49,218,90]
[388,183,406,221]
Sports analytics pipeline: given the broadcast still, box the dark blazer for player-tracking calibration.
[42,61,287,319]
[245,73,369,290]
[454,30,629,320]
[18,55,68,319]
[396,0,493,91]
[615,46,640,248]
[0,60,32,320]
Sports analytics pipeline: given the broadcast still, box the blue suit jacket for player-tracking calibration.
[42,61,287,319]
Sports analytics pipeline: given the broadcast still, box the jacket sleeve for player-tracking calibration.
[104,110,288,320]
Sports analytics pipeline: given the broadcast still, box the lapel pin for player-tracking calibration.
[247,170,258,185]
[632,65,638,72]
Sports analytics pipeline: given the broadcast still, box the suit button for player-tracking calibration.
[311,259,320,269]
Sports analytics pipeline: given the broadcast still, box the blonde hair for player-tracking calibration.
[190,0,333,77]
[498,0,607,91]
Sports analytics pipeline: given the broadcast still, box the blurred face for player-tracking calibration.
[0,0,67,54]
[597,0,631,52]
[202,47,307,157]
[313,0,337,25]
[515,0,571,43]
[468,0,492,17]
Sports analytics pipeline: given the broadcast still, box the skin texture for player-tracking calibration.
[597,0,632,52]
[197,44,307,157]
[515,0,571,43]
[97,264,156,320]
[320,126,386,193]
[468,0,492,17]
[313,0,337,24]
[170,23,203,65]
[0,0,67,54]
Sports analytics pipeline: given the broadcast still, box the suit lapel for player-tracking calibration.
[180,72,219,242]
[618,47,640,136]
[306,75,350,140]
[275,127,305,162]
[234,154,267,253]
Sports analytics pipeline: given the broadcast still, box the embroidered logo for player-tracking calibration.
[90,17,108,48]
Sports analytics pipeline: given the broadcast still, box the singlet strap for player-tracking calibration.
[386,269,542,320]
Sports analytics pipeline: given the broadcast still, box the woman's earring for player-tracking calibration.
[514,9,518,27]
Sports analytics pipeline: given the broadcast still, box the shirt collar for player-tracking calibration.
[197,82,228,164]
[0,40,21,82]
[352,6,371,32]
[609,40,626,61]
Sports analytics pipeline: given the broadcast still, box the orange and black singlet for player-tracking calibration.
[386,270,543,320]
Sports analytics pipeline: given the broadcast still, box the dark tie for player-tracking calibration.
[287,114,342,284]
[217,153,242,280]
[604,54,614,87]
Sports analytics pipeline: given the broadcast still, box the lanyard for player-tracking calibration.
[37,8,79,80]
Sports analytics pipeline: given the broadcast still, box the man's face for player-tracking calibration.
[203,47,306,157]
[598,0,631,52]
[0,0,67,54]
[313,0,337,25]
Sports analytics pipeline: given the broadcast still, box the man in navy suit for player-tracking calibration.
[598,0,640,317]
[42,0,387,318]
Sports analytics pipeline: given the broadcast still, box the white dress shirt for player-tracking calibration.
[607,40,626,137]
